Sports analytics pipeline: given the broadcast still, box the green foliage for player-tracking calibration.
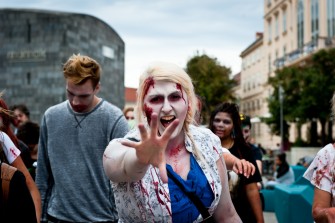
[267,48,335,145]
[186,54,236,124]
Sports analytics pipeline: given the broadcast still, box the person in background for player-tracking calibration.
[103,61,242,222]
[240,114,263,189]
[297,155,314,168]
[194,95,255,175]
[123,106,135,129]
[265,152,294,188]
[303,92,335,222]
[36,54,129,223]
[0,96,41,222]
[10,104,30,134]
[16,121,40,180]
[209,102,264,223]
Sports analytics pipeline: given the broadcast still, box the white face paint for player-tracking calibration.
[143,80,188,139]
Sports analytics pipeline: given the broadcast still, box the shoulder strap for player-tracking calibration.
[1,163,17,202]
[167,168,211,220]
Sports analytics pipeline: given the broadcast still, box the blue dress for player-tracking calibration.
[167,154,214,223]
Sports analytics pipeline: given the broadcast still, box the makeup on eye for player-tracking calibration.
[148,92,182,104]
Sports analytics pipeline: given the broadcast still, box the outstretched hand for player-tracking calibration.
[120,113,179,183]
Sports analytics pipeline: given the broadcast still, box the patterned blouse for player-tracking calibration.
[110,125,225,223]
[304,143,335,207]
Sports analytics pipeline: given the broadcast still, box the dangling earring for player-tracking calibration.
[230,130,235,139]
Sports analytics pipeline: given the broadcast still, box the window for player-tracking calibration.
[268,20,272,42]
[311,0,319,42]
[27,72,31,85]
[283,45,286,57]
[283,9,287,33]
[27,20,31,43]
[275,15,279,37]
[328,0,335,37]
[268,54,272,73]
[297,0,304,48]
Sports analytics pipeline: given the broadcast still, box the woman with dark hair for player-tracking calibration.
[209,102,264,223]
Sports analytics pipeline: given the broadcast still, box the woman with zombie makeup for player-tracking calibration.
[208,102,264,223]
[303,92,335,223]
[103,62,246,223]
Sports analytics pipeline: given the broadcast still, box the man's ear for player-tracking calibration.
[94,82,101,94]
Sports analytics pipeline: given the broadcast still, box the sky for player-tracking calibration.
[0,0,264,88]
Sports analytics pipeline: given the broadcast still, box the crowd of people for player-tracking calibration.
[0,53,333,223]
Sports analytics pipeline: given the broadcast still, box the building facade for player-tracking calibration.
[239,0,335,149]
[0,9,125,123]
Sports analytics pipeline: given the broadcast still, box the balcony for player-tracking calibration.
[274,40,319,69]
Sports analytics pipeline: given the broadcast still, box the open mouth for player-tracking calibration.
[160,115,176,128]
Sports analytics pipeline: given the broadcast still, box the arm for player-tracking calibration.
[312,188,335,223]
[11,156,41,223]
[213,156,241,223]
[103,139,149,182]
[222,153,255,178]
[103,113,179,183]
[245,183,264,223]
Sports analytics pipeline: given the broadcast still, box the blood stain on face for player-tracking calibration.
[176,83,186,104]
[144,103,153,125]
[143,77,155,98]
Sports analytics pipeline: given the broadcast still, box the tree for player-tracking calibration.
[186,54,236,124]
[267,48,335,146]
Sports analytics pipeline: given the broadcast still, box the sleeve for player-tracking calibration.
[210,131,230,160]
[303,144,334,193]
[110,114,129,140]
[35,115,53,222]
[241,145,262,184]
[0,131,21,164]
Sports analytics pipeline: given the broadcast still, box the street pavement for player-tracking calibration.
[264,211,278,223]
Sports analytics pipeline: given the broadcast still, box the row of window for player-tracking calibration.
[267,0,335,46]
[241,99,262,113]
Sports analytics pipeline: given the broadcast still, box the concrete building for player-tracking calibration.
[0,8,125,123]
[239,0,335,149]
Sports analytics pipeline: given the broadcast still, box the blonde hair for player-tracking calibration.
[135,62,204,159]
[63,54,101,88]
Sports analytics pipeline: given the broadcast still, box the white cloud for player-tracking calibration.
[0,0,263,87]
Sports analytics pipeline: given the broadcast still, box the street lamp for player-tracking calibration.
[279,85,284,151]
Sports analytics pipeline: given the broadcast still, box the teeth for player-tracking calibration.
[161,115,174,121]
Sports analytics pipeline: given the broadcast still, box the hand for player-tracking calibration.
[120,113,179,183]
[232,158,255,178]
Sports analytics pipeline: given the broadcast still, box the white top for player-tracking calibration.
[304,143,335,207]
[0,131,21,164]
[275,167,295,185]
